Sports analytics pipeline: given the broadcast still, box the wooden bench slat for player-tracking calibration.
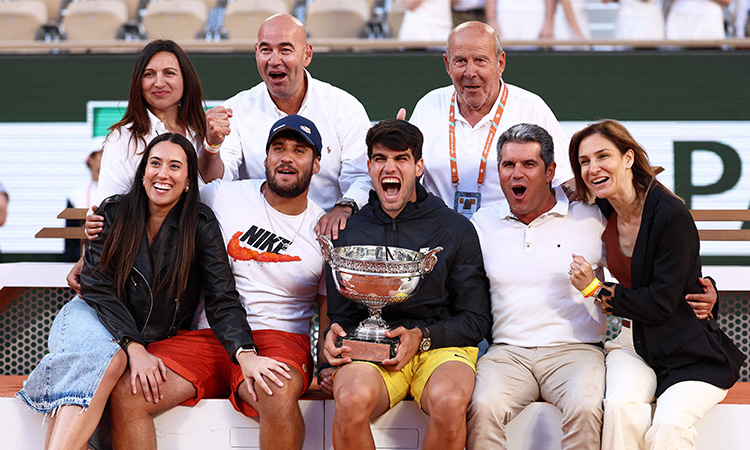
[35,228,87,239]
[698,230,750,241]
[57,208,88,220]
[691,210,750,221]
[721,382,750,404]
[0,376,25,397]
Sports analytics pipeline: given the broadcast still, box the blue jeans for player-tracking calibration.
[17,296,120,415]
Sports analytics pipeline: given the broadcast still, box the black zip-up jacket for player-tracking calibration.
[80,195,254,363]
[326,183,491,349]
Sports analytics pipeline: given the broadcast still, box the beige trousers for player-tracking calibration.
[467,343,605,450]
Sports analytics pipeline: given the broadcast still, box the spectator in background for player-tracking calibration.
[0,179,7,227]
[603,0,665,41]
[730,0,749,36]
[554,0,590,41]
[64,138,104,262]
[452,0,486,26]
[734,0,749,37]
[666,0,731,40]
[399,0,454,41]
[485,0,552,40]
[200,14,372,240]
[0,179,7,262]
[67,39,207,293]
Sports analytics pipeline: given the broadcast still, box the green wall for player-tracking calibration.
[2,50,749,123]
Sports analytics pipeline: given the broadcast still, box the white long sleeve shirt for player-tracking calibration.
[216,71,373,212]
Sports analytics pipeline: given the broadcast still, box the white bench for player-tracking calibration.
[3,377,749,450]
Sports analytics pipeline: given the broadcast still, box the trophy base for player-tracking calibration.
[336,334,399,363]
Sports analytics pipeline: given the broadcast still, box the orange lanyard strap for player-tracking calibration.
[448,83,509,187]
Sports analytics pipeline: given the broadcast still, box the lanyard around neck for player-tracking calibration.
[448,83,509,187]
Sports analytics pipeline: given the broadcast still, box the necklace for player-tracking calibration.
[261,187,308,247]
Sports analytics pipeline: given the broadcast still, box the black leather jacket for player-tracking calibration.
[80,195,254,363]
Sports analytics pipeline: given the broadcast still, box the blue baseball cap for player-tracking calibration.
[266,114,323,157]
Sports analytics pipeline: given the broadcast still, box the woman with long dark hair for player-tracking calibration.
[567,119,745,449]
[18,134,252,449]
[94,39,206,208]
[68,39,207,292]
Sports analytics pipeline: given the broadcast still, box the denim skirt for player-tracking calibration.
[16,296,121,415]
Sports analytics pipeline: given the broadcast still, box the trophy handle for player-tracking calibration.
[317,235,335,263]
[420,246,443,274]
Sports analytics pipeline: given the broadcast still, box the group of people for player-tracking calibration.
[16,13,745,450]
[484,0,735,42]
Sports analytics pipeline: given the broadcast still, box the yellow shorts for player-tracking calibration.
[352,346,478,409]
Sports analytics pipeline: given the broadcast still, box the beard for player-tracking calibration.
[265,162,314,199]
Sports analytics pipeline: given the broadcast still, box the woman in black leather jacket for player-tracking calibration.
[18,133,253,449]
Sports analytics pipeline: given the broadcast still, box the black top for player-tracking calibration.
[597,185,745,396]
[325,183,492,349]
[80,195,254,363]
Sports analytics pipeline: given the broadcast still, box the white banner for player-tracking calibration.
[1,120,748,259]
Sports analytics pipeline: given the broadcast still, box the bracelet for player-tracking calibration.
[203,138,221,154]
[581,278,602,297]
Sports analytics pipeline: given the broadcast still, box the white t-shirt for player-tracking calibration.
[216,71,372,212]
[471,187,607,347]
[410,82,572,211]
[94,109,200,208]
[194,179,326,335]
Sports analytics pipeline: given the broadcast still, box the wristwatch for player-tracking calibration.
[418,326,432,352]
[235,344,259,360]
[335,197,359,214]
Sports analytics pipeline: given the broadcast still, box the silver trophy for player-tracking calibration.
[318,235,442,362]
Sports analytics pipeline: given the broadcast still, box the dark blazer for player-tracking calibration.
[598,184,745,397]
[81,195,254,363]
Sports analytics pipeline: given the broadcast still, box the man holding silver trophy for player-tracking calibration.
[321,119,492,450]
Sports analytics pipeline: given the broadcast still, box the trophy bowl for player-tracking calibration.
[318,235,442,362]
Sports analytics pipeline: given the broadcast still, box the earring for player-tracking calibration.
[185,185,189,192]
[142,178,145,185]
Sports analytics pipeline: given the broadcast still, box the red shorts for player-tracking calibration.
[147,328,313,417]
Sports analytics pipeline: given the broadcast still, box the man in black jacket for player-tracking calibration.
[321,119,491,450]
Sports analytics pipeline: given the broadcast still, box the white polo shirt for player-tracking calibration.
[471,187,607,347]
[410,82,572,211]
[216,71,372,212]
[94,109,200,208]
[194,179,326,335]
